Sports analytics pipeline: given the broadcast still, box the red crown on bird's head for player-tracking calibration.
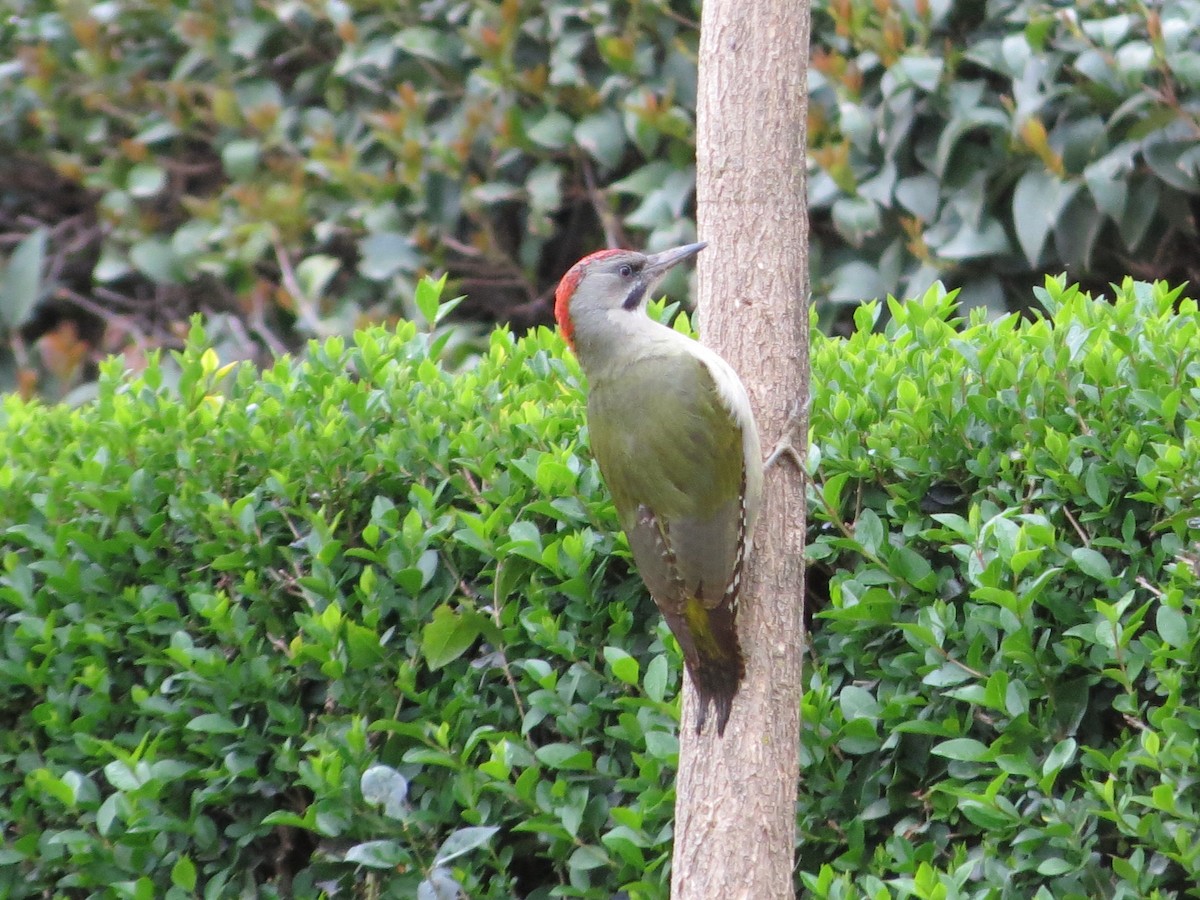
[554,248,628,349]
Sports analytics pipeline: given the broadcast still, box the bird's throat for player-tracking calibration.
[570,308,676,381]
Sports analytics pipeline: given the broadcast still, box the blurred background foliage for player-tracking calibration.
[2,0,1199,399]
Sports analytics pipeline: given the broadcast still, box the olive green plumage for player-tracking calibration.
[588,353,751,733]
[555,242,762,736]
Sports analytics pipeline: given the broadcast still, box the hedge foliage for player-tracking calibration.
[802,277,1200,899]
[5,0,1200,395]
[3,276,1200,897]
[809,0,1200,312]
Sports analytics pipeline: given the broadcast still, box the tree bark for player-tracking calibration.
[672,0,810,897]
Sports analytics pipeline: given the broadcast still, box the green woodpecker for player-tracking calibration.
[555,242,763,736]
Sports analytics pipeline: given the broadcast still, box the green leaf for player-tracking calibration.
[895,175,940,221]
[419,868,462,900]
[415,274,447,325]
[393,26,455,62]
[839,684,881,721]
[890,545,934,588]
[1042,738,1077,777]
[186,713,241,734]
[1119,175,1159,248]
[171,855,197,891]
[0,228,47,330]
[296,254,340,299]
[934,216,1010,261]
[1036,858,1074,876]
[96,794,120,836]
[828,260,890,302]
[472,181,523,204]
[574,110,626,170]
[421,605,481,670]
[854,509,885,555]
[837,718,881,754]
[958,799,1016,830]
[1156,605,1188,648]
[526,162,562,215]
[527,110,574,149]
[932,738,992,761]
[644,730,678,759]
[820,473,849,515]
[535,743,593,770]
[1071,547,1113,581]
[1012,170,1079,267]
[1144,140,1200,192]
[832,196,882,247]
[611,161,676,197]
[104,760,148,791]
[643,655,669,703]
[93,246,132,283]
[603,646,639,686]
[568,844,610,872]
[345,839,408,869]
[933,101,1008,178]
[1084,156,1129,221]
[130,238,184,284]
[221,139,260,178]
[360,765,409,819]
[127,164,166,198]
[897,55,944,92]
[434,826,500,865]
[359,232,418,281]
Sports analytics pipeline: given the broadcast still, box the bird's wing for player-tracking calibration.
[587,350,750,609]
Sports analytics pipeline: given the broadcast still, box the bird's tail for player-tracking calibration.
[667,597,745,736]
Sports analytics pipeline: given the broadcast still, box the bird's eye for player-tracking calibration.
[618,264,634,278]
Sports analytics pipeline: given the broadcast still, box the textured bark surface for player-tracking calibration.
[672,0,810,897]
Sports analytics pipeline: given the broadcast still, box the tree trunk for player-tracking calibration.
[671,0,810,897]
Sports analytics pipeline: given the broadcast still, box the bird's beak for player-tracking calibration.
[642,241,707,278]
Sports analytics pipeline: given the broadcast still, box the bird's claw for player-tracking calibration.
[764,435,805,473]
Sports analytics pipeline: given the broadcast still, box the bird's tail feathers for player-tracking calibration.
[668,597,745,737]
[691,656,743,737]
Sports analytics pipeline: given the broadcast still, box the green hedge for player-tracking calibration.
[2,277,1200,898]
[802,278,1200,898]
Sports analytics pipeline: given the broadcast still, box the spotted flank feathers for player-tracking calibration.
[636,487,749,737]
[726,471,750,612]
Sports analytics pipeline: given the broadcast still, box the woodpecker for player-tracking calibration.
[554,242,763,736]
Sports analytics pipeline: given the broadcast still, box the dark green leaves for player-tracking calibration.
[0,228,46,331]
[3,0,708,399]
[1013,171,1079,267]
[809,1,1200,314]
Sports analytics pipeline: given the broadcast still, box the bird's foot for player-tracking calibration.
[765,401,807,474]
[764,434,805,473]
